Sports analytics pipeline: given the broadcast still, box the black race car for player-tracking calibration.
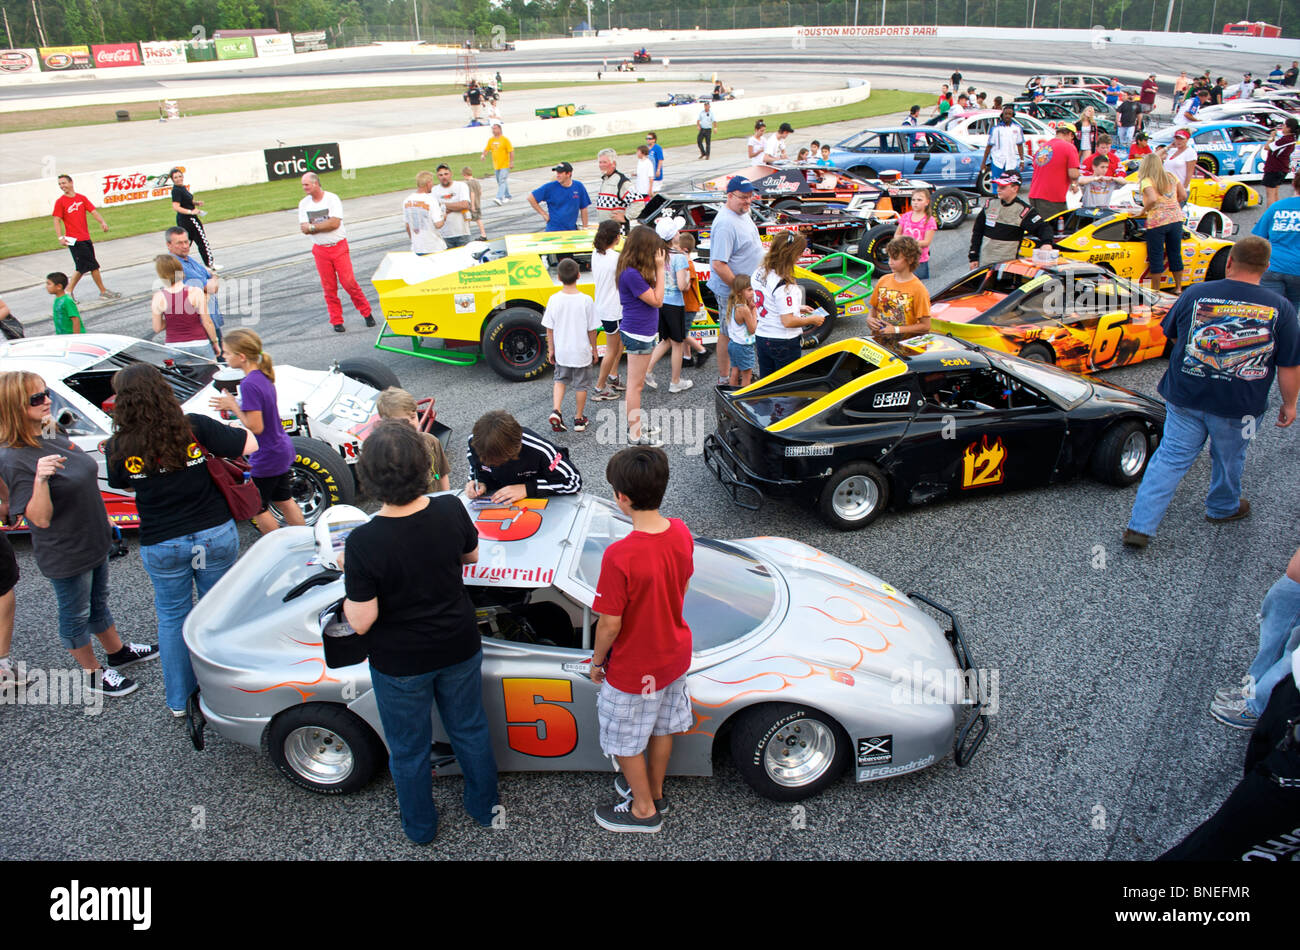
[703,334,1164,530]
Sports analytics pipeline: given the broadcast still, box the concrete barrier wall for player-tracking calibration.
[0,81,870,222]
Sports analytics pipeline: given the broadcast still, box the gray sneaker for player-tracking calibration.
[594,798,662,833]
[614,774,668,814]
[591,387,619,401]
[1208,697,1258,730]
[1214,683,1246,704]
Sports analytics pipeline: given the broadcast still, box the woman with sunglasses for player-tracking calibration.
[0,373,158,697]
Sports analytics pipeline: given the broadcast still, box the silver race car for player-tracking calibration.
[0,333,442,529]
[185,493,988,801]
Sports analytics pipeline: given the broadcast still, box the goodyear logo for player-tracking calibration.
[414,322,438,335]
[508,259,545,285]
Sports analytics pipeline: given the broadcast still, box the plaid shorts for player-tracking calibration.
[597,674,692,757]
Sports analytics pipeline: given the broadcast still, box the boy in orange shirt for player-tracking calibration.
[866,236,932,340]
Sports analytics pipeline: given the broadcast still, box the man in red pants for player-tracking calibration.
[298,173,375,333]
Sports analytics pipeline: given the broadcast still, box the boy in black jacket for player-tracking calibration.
[465,410,582,504]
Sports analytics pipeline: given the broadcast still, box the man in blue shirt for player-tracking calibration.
[527,163,591,232]
[1124,236,1300,549]
[166,226,223,341]
[707,177,764,385]
[646,132,665,185]
[1253,167,1300,307]
[1104,78,1122,107]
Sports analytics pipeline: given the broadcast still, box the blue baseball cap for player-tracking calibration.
[726,176,755,194]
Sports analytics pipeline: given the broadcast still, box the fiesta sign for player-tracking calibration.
[100,168,176,206]
[91,44,142,68]
[139,41,187,66]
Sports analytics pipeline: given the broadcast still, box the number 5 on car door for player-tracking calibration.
[502,677,578,757]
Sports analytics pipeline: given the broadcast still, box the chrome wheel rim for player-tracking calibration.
[832,476,879,521]
[283,725,355,785]
[1120,431,1148,477]
[936,196,963,226]
[764,719,837,787]
[282,468,326,524]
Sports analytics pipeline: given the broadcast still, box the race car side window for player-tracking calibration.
[1229,126,1267,143]
[1091,220,1128,243]
[48,389,105,436]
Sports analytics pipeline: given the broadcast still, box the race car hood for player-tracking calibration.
[929,292,1011,325]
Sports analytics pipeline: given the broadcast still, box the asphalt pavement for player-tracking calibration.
[0,40,1293,861]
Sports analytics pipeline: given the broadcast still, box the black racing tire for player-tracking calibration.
[1197,154,1219,176]
[482,306,549,382]
[265,703,383,795]
[336,357,400,393]
[977,167,994,196]
[772,198,801,213]
[848,165,878,179]
[1089,420,1151,486]
[1222,185,1247,214]
[284,436,355,526]
[816,461,889,530]
[797,280,838,348]
[857,224,895,271]
[1196,213,1225,239]
[1207,248,1230,281]
[729,703,852,802]
[934,188,967,229]
[1018,341,1056,363]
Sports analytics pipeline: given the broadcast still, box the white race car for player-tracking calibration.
[1067,183,1234,239]
[941,110,1055,158]
[0,334,442,529]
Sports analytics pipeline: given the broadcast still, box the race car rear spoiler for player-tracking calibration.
[906,592,990,768]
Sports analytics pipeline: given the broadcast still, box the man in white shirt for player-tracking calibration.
[433,163,471,248]
[762,122,794,164]
[746,120,767,160]
[402,171,446,255]
[1235,72,1255,100]
[298,172,374,333]
[979,106,1026,180]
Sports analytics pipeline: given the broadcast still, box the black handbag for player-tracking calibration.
[319,599,369,669]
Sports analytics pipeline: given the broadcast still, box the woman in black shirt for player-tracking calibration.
[170,167,215,268]
[344,421,498,845]
[106,364,255,714]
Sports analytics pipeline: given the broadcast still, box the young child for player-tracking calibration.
[591,219,626,401]
[461,167,487,240]
[465,409,582,504]
[645,220,696,394]
[817,144,833,166]
[542,258,600,432]
[893,188,938,279]
[46,272,83,334]
[866,236,931,341]
[1078,154,1126,209]
[375,387,451,491]
[725,273,757,388]
[1129,131,1153,159]
[675,232,710,367]
[633,145,654,203]
[1083,133,1121,176]
[795,147,810,163]
[590,446,693,833]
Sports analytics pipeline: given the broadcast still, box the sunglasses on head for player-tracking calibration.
[29,389,51,406]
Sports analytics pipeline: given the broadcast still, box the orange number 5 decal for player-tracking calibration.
[475,498,548,542]
[502,677,578,757]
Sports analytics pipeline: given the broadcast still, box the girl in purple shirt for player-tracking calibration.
[209,328,304,533]
[616,226,667,445]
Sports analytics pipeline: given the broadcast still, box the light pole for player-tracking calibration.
[1030,0,1037,27]
[412,0,420,40]
[881,0,887,26]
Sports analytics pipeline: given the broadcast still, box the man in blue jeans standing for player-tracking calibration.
[1123,236,1300,549]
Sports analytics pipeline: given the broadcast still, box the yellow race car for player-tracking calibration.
[1019,209,1233,293]
[1121,158,1261,213]
[370,230,870,381]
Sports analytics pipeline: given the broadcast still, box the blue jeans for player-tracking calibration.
[139,520,239,711]
[756,335,804,378]
[1246,574,1300,716]
[1127,401,1251,535]
[1261,270,1300,309]
[494,168,511,201]
[49,559,114,650]
[1115,125,1135,150]
[369,650,499,844]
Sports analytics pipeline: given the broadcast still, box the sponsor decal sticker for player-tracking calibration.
[872,390,911,408]
[858,754,936,781]
[454,294,475,314]
[857,735,893,766]
[783,444,834,457]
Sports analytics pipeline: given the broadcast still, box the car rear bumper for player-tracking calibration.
[703,432,807,510]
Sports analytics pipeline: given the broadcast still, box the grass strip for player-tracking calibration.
[0,88,915,261]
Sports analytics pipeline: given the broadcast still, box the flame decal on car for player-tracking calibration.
[234,657,341,702]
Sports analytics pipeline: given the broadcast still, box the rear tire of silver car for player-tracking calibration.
[483,306,549,382]
[730,704,851,802]
[337,357,401,392]
[934,189,967,229]
[1196,213,1225,239]
[265,703,383,795]
[817,461,889,530]
[1221,186,1247,214]
[278,436,355,526]
[1018,341,1055,363]
[1207,248,1229,281]
[1089,420,1150,486]
[797,281,838,348]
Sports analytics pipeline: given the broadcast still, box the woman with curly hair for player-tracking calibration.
[0,371,158,699]
[106,364,256,715]
[209,328,304,533]
[616,225,667,445]
[752,230,823,377]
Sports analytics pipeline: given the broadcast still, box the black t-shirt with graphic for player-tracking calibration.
[106,413,246,546]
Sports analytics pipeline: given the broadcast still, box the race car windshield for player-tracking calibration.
[63,341,218,409]
[991,354,1092,405]
[575,503,778,652]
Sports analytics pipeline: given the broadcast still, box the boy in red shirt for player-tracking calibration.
[590,446,693,833]
[1128,131,1153,159]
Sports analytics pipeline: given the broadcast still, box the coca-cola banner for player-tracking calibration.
[253,34,294,57]
[139,41,187,67]
[99,167,177,207]
[91,43,142,68]
[0,49,40,74]
[38,45,92,70]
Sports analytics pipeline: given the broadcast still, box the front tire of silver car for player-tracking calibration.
[729,704,851,802]
[265,703,383,795]
[817,462,890,530]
